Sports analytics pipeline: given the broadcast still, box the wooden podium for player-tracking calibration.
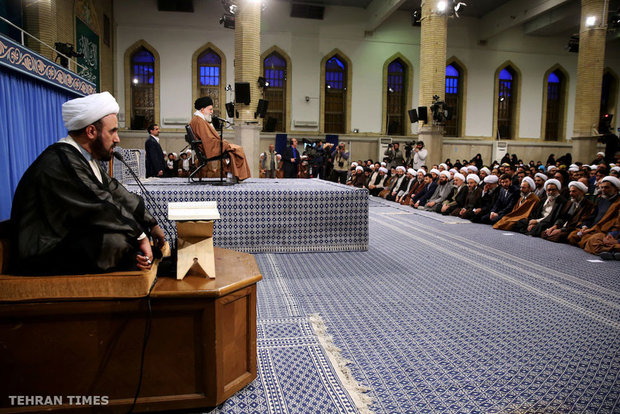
[0,248,262,413]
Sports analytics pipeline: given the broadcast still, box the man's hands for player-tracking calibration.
[136,225,166,270]
[136,237,154,270]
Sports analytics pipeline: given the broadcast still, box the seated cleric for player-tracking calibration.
[190,96,251,181]
[10,92,165,275]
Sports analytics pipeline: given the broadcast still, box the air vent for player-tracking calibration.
[157,0,193,13]
[291,4,324,20]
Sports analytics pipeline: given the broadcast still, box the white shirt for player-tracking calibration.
[58,135,103,184]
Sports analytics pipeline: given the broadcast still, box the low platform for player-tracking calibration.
[125,178,369,254]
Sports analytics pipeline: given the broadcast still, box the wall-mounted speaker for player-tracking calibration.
[408,109,418,123]
[255,99,269,118]
[235,82,250,105]
[225,102,235,118]
[417,106,428,124]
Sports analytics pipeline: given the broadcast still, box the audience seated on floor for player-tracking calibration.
[365,149,620,260]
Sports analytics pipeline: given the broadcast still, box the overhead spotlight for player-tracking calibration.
[411,9,421,26]
[585,15,596,27]
[219,14,235,29]
[436,1,467,18]
[388,87,395,93]
[499,96,505,102]
[132,78,139,84]
[437,1,447,13]
[258,76,270,88]
[326,84,332,89]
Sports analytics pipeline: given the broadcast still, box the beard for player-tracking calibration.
[205,113,212,123]
[91,130,115,161]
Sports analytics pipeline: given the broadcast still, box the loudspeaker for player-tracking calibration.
[235,82,250,105]
[225,102,235,118]
[255,99,269,118]
[265,117,277,132]
[417,106,428,123]
[408,109,418,123]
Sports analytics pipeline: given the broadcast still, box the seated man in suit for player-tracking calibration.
[493,176,540,231]
[10,92,165,275]
[190,96,251,181]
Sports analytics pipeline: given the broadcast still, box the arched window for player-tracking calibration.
[386,59,406,135]
[600,70,618,120]
[445,63,462,137]
[324,55,347,134]
[263,52,287,132]
[544,70,566,141]
[130,47,155,130]
[197,49,222,117]
[497,66,517,139]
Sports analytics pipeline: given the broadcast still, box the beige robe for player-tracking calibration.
[493,193,540,231]
[189,115,251,181]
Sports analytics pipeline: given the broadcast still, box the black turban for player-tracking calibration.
[194,96,213,110]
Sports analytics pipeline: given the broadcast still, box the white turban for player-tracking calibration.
[440,171,451,179]
[439,163,448,170]
[379,167,388,173]
[396,166,406,172]
[369,164,376,170]
[380,162,387,167]
[466,174,480,184]
[460,168,468,174]
[544,178,561,191]
[453,173,465,182]
[480,167,491,175]
[611,166,620,173]
[522,176,536,191]
[418,168,427,176]
[355,166,364,172]
[590,165,599,170]
[568,166,579,172]
[602,176,620,189]
[351,162,358,168]
[62,91,119,131]
[568,181,588,193]
[467,165,478,172]
[449,168,458,174]
[535,173,548,181]
[430,168,440,175]
[597,152,605,157]
[484,175,499,184]
[569,164,578,169]
[407,168,416,176]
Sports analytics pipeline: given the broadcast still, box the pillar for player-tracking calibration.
[572,0,608,161]
[418,0,448,166]
[23,0,57,61]
[233,0,262,178]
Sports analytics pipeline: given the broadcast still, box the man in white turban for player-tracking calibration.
[493,175,540,231]
[11,92,165,275]
[542,181,594,243]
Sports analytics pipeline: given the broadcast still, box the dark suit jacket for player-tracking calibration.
[282,145,300,178]
[491,185,519,217]
[145,135,165,178]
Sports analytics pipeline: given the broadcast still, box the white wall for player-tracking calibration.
[114,0,620,139]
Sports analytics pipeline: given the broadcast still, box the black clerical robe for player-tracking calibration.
[11,142,157,275]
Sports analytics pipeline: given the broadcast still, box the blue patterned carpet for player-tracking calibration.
[211,197,620,413]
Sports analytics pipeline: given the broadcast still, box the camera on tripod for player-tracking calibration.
[430,95,453,125]
[54,42,83,68]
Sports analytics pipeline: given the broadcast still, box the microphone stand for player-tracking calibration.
[113,152,177,252]
[211,116,236,186]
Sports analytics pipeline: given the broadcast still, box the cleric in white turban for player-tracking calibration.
[11,91,165,276]
[62,91,120,132]
[522,176,536,191]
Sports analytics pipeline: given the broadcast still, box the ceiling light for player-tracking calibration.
[585,15,596,27]
[437,1,447,13]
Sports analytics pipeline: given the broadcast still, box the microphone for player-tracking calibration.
[212,115,231,124]
[113,151,175,246]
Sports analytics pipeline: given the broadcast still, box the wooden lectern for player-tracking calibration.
[169,201,220,280]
